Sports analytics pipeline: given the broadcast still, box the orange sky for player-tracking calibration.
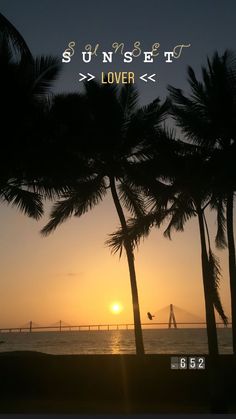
[0,194,233,328]
[1,0,236,330]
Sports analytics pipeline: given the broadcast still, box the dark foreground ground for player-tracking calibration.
[0,351,235,414]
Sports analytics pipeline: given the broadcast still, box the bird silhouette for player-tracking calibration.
[147,312,155,320]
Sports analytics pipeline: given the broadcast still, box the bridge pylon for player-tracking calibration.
[168,304,177,328]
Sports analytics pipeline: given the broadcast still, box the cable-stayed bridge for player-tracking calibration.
[0,305,230,333]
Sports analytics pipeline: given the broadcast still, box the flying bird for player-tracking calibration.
[147,312,155,320]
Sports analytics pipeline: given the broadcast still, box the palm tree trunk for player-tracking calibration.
[198,208,229,412]
[226,192,236,353]
[197,207,219,356]
[109,176,145,356]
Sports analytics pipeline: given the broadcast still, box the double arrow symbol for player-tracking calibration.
[139,73,156,83]
[79,73,95,82]
[79,72,156,83]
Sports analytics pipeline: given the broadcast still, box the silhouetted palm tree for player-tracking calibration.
[41,82,169,355]
[0,13,62,216]
[168,50,236,352]
[107,143,228,356]
[0,12,32,59]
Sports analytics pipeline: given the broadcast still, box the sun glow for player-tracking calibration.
[111,303,123,314]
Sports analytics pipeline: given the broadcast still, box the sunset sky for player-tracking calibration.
[0,0,236,328]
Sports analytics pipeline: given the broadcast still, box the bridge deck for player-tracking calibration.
[0,321,231,333]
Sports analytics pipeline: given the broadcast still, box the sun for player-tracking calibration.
[110,303,123,314]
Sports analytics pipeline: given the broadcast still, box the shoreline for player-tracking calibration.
[0,351,235,413]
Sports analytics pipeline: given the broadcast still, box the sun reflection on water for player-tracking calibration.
[110,330,123,354]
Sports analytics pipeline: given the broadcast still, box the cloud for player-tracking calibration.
[55,271,84,278]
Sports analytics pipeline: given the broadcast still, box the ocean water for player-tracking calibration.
[0,328,233,355]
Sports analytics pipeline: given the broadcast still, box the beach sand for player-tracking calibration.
[0,351,235,413]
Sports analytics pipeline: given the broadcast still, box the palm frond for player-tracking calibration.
[169,50,236,149]
[122,98,169,153]
[28,180,71,200]
[31,56,61,96]
[123,159,175,209]
[41,193,80,236]
[187,66,208,105]
[0,12,32,59]
[118,180,146,217]
[73,177,107,217]
[41,176,106,236]
[210,198,227,249]
[208,249,228,325]
[144,181,176,212]
[0,182,43,219]
[163,196,196,239]
[106,225,127,257]
[106,211,165,256]
[0,33,13,64]
[119,84,139,116]
[140,97,170,129]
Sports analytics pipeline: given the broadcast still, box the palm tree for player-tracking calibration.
[168,50,236,352]
[41,82,169,355]
[0,13,62,215]
[0,12,32,59]
[107,143,228,356]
